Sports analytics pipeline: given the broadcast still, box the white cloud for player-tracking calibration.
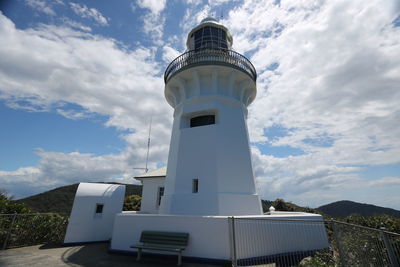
[56,108,92,120]
[25,0,56,16]
[136,0,166,15]
[184,0,204,6]
[162,46,180,63]
[135,0,167,44]
[223,0,400,208]
[0,150,137,198]
[61,18,92,32]
[1,0,400,210]
[69,2,109,26]
[0,13,172,197]
[368,177,400,187]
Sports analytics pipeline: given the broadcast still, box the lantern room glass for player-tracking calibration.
[193,26,228,50]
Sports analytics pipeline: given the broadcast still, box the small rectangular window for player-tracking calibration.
[158,187,164,206]
[95,204,104,214]
[190,115,215,128]
[192,179,199,193]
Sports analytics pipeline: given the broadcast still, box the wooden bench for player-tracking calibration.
[130,231,189,266]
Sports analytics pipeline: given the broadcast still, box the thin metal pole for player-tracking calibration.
[230,216,237,267]
[2,213,17,250]
[144,114,153,173]
[380,228,400,267]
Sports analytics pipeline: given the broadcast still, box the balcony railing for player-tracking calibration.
[164,48,257,84]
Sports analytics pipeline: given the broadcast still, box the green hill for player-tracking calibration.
[15,182,142,215]
[317,200,400,218]
[15,184,400,221]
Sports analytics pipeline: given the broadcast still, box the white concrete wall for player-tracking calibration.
[161,65,262,216]
[64,183,125,244]
[110,213,231,259]
[139,178,164,214]
[110,213,329,261]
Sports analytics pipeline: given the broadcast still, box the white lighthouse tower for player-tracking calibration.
[67,17,329,262]
[160,17,263,216]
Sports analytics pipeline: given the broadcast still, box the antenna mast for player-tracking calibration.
[144,115,152,173]
[133,115,152,173]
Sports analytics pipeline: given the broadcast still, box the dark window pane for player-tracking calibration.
[206,26,211,36]
[95,204,104,214]
[158,187,164,206]
[221,30,226,39]
[190,115,215,128]
[211,27,219,37]
[192,179,199,193]
[194,29,202,39]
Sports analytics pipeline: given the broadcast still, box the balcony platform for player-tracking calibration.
[164,48,257,83]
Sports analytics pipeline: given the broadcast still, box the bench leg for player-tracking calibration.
[136,248,142,261]
[177,251,182,266]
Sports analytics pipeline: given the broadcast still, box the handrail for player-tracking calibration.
[164,48,257,83]
[330,219,400,236]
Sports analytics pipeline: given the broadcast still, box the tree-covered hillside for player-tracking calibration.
[15,183,142,215]
[318,200,400,218]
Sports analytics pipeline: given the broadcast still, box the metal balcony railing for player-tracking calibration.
[164,48,257,83]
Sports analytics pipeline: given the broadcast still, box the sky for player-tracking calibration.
[0,0,399,209]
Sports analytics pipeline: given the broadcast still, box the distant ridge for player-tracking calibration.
[15,182,142,215]
[317,200,400,218]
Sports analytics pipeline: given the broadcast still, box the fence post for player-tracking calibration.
[229,216,237,267]
[2,213,17,250]
[380,228,400,267]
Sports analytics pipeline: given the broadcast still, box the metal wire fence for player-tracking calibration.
[230,216,331,267]
[330,220,400,267]
[0,213,68,249]
[229,217,400,267]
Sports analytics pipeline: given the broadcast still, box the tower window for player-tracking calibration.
[192,179,199,193]
[190,115,215,128]
[157,187,164,206]
[95,203,104,214]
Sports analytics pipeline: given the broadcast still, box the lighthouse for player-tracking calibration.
[67,17,329,262]
[160,17,263,216]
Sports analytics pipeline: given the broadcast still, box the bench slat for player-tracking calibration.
[140,231,189,246]
[130,245,185,252]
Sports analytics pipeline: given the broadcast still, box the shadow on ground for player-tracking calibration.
[61,243,224,266]
[0,242,225,266]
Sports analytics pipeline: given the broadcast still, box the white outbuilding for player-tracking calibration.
[134,166,166,214]
[64,183,125,244]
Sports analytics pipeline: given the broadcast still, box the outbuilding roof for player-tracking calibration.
[134,166,167,179]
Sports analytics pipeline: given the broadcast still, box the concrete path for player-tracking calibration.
[0,243,225,267]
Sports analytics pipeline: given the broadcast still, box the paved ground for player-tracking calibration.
[0,243,226,267]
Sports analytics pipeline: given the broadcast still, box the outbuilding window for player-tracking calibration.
[190,115,215,128]
[95,203,104,214]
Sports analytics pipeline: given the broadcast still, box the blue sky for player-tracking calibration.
[0,0,399,209]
